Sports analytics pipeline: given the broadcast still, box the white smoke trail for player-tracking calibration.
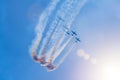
[38,25,58,55]
[52,36,73,62]
[30,0,87,64]
[40,0,85,58]
[65,0,87,28]
[38,0,87,57]
[46,33,66,60]
[44,0,87,57]
[56,42,76,67]
[55,0,87,29]
[30,0,60,55]
[30,34,41,55]
[36,0,60,34]
[38,17,63,57]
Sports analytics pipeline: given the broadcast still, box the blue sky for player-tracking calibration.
[0,0,120,80]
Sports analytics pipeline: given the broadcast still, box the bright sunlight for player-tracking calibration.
[102,62,120,80]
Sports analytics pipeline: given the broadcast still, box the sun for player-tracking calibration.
[102,63,120,80]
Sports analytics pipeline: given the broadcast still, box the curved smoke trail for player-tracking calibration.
[30,0,87,70]
[41,0,87,60]
[38,0,87,57]
[30,0,60,55]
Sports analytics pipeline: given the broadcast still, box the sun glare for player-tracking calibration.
[102,64,120,80]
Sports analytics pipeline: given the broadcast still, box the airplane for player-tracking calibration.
[63,26,78,36]
[66,31,70,35]
[65,30,77,36]
[75,37,81,42]
[62,26,71,35]
[71,31,77,36]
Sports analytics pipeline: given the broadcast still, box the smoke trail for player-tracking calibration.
[38,0,87,56]
[46,27,72,60]
[52,36,73,62]
[48,0,87,64]
[66,0,87,28]
[56,42,76,67]
[30,34,41,55]
[46,33,66,60]
[30,0,60,55]
[36,0,60,34]
[56,0,87,29]
[38,18,63,56]
[31,0,87,61]
[43,0,87,58]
